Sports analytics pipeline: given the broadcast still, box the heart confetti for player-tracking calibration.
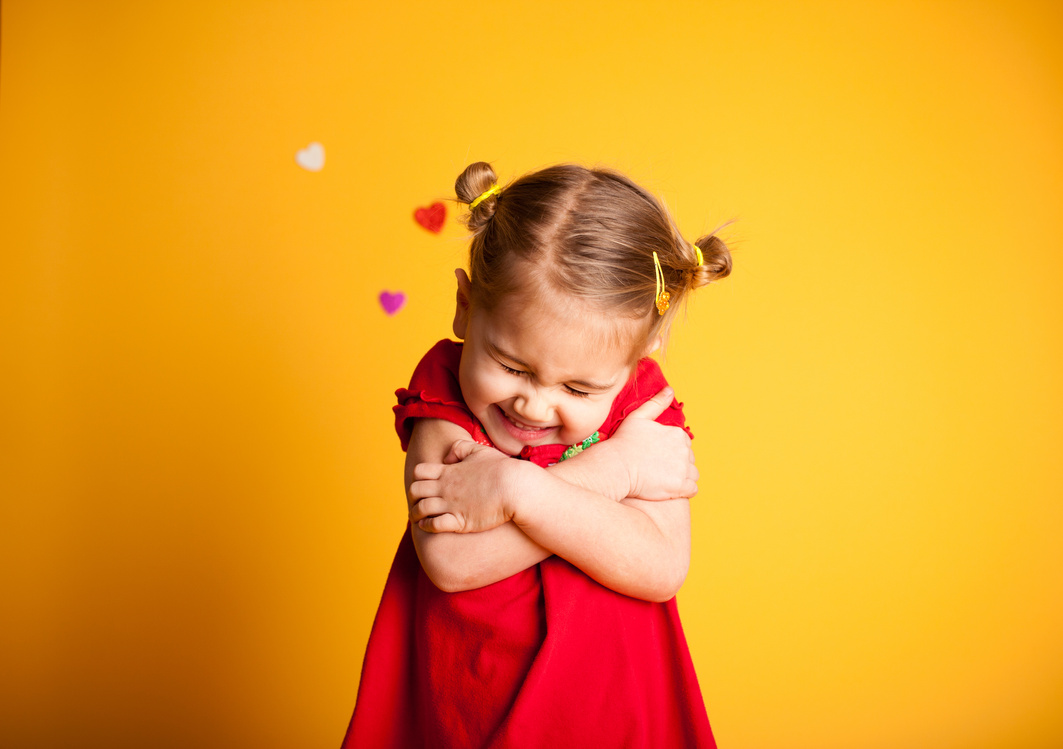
[379,290,407,316]
[295,142,325,172]
[414,202,446,233]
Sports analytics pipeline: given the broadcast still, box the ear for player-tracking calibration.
[452,268,473,339]
[642,336,662,358]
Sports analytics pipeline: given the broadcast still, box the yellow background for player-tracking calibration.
[2,1,1061,747]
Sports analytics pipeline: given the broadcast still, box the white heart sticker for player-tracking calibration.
[295,142,325,172]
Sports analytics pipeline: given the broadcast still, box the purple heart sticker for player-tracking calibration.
[379,290,407,316]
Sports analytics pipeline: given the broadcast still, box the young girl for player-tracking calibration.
[343,162,731,748]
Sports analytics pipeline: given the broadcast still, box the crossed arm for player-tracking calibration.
[405,390,699,602]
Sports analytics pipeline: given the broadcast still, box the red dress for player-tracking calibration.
[343,340,715,748]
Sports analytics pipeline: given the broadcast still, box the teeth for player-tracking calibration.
[506,412,547,431]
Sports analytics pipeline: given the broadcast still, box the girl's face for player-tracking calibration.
[453,271,643,456]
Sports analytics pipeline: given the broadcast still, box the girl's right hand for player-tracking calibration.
[605,387,699,501]
[409,440,535,534]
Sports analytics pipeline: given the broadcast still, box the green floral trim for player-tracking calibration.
[559,431,601,462]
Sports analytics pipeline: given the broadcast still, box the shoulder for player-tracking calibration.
[633,357,667,391]
[401,339,462,396]
[611,357,669,416]
[394,339,477,451]
[419,339,463,373]
[601,357,692,438]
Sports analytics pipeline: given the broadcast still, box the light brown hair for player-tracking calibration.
[455,161,732,352]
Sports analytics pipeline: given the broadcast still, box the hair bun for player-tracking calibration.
[455,162,500,231]
[691,234,733,288]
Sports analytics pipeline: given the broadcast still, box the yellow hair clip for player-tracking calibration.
[469,184,502,210]
[653,251,670,315]
[694,243,704,267]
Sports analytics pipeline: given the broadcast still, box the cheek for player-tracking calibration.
[562,401,611,435]
[464,369,507,408]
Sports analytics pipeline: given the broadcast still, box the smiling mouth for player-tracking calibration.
[495,405,557,440]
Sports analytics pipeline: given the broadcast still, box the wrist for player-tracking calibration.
[567,440,631,502]
[599,440,635,500]
[505,459,543,524]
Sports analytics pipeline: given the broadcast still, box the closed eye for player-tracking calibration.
[499,360,590,397]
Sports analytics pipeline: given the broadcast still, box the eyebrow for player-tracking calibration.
[487,340,617,391]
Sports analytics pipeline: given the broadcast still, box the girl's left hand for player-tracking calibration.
[409,440,531,533]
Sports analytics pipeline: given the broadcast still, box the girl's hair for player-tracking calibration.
[455,161,732,352]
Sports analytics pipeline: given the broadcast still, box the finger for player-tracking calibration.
[408,497,430,522]
[627,387,675,421]
[417,513,462,533]
[408,479,441,501]
[412,462,443,481]
[408,493,442,519]
[443,439,478,465]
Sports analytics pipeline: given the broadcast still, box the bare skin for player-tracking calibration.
[407,390,698,602]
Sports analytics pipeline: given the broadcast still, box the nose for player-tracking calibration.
[514,386,553,424]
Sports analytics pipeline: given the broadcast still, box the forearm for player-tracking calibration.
[411,520,550,592]
[406,419,552,592]
[543,441,630,501]
[410,448,633,592]
[511,467,691,602]
[407,420,691,597]
[410,440,642,593]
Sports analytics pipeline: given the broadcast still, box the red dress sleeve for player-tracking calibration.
[393,339,489,451]
[598,356,694,440]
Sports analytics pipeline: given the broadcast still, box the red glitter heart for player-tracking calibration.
[414,202,446,233]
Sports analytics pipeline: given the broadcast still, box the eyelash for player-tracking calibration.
[499,363,591,398]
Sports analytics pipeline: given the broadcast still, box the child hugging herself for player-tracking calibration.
[343,162,732,748]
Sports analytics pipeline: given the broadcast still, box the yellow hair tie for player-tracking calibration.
[469,184,502,210]
[694,243,704,267]
[653,251,670,315]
